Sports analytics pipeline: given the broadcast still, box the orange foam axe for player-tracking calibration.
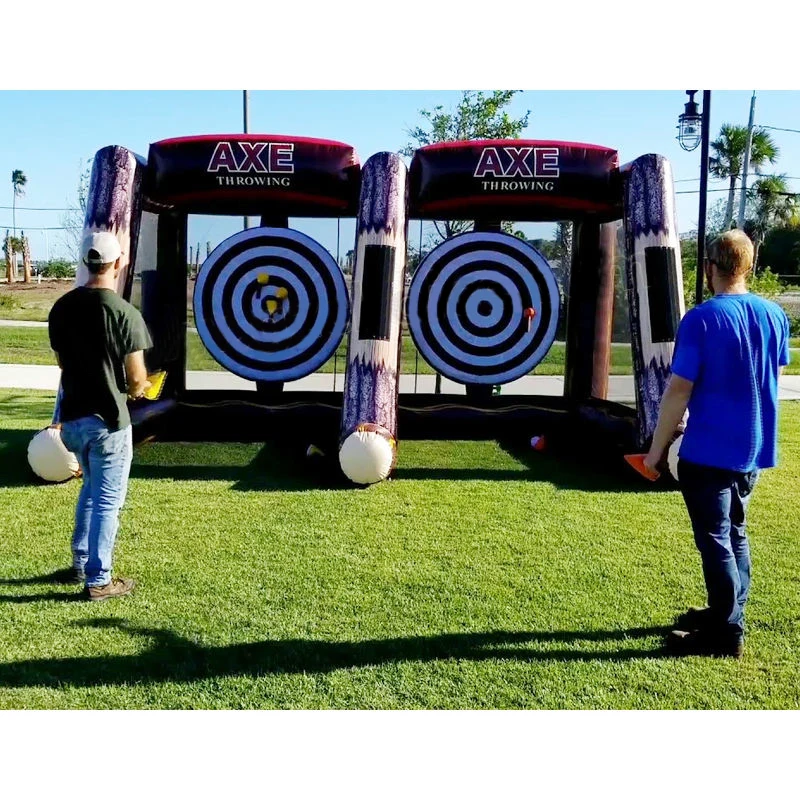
[624,454,661,482]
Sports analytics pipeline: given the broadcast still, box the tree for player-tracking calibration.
[744,175,800,270]
[60,159,92,263]
[11,169,27,237]
[709,124,779,231]
[401,91,531,242]
[759,225,800,279]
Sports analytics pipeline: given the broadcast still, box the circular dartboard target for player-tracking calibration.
[194,227,349,382]
[407,231,561,385]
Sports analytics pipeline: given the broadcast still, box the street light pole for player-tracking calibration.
[695,91,711,306]
[243,90,250,231]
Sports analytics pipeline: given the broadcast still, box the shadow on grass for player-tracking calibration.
[130,437,669,494]
[394,437,675,494]
[130,440,351,492]
[0,568,80,588]
[0,620,673,689]
[0,429,53,488]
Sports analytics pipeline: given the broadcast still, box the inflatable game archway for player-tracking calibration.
[32,134,683,488]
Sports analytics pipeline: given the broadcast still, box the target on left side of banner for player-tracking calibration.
[194,227,350,382]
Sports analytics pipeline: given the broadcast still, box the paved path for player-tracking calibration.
[0,319,50,327]
[3,363,800,401]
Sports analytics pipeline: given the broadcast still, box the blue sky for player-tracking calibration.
[2,90,799,262]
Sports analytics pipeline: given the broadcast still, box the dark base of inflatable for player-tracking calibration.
[131,391,639,467]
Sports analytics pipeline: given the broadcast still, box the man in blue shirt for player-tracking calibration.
[645,229,790,658]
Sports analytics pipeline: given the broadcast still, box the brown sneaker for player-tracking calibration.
[83,577,135,602]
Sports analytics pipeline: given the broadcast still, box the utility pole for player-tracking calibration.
[695,91,712,306]
[737,91,757,230]
[243,90,250,231]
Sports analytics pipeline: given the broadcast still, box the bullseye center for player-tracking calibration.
[477,300,493,316]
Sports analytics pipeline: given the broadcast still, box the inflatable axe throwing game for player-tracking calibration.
[30,132,685,488]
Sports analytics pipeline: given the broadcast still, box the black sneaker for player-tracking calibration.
[675,606,713,631]
[666,628,744,659]
[82,577,135,602]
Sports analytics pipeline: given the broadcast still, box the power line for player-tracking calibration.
[0,224,74,230]
[761,125,800,135]
[675,175,800,183]
[676,187,800,196]
[0,205,74,211]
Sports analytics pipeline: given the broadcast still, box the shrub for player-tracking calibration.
[749,267,783,299]
[41,259,76,279]
[682,265,783,303]
[0,293,21,311]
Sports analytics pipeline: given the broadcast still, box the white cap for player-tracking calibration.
[81,231,121,266]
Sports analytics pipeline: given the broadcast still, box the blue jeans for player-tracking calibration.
[60,417,133,588]
[678,459,759,639]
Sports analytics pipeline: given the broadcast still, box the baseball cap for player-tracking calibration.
[81,231,121,266]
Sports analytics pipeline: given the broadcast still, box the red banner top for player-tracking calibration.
[409,140,621,221]
[146,134,361,217]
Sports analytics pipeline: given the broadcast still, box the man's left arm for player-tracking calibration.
[644,375,694,472]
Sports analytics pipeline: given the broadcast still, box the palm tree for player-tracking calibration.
[11,169,27,237]
[745,175,800,270]
[709,125,779,231]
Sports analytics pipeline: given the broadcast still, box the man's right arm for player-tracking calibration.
[125,351,151,399]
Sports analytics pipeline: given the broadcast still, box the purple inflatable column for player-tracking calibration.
[77,145,146,297]
[53,145,146,426]
[339,152,409,485]
[622,154,686,448]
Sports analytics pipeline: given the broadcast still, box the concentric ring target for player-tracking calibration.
[194,227,349,382]
[406,231,561,385]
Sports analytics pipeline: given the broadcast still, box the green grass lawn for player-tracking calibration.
[1,389,799,709]
[0,324,678,377]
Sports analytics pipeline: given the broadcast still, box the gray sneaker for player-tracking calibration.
[83,577,135,602]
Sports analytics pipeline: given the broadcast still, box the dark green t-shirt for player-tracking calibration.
[49,287,153,430]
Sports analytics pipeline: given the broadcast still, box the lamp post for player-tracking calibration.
[677,90,711,306]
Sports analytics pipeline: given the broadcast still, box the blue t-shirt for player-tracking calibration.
[671,293,790,472]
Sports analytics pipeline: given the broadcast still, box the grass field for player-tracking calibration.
[3,324,798,377]
[1,389,799,709]
[3,281,798,376]
[0,324,640,376]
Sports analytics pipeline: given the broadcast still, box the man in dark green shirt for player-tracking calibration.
[49,231,152,601]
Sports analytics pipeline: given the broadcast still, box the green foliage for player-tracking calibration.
[401,90,530,157]
[709,125,780,229]
[683,264,784,303]
[3,234,24,253]
[11,169,27,195]
[749,266,784,298]
[0,293,21,311]
[679,237,698,272]
[40,259,76,279]
[788,313,800,338]
[709,125,780,181]
[401,91,531,242]
[745,175,800,268]
[760,226,800,278]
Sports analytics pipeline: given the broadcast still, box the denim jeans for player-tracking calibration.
[60,416,133,588]
[678,458,759,639]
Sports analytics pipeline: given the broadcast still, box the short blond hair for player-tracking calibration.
[707,229,754,280]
